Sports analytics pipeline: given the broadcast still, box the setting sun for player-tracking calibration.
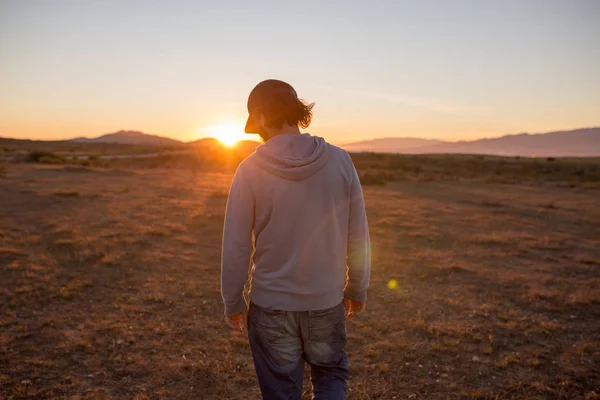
[203,124,246,147]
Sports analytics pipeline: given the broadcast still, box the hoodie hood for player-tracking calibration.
[253,134,331,181]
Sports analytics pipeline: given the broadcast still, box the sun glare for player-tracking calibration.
[205,124,246,147]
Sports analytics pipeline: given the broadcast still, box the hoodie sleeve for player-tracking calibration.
[345,161,371,302]
[221,164,255,316]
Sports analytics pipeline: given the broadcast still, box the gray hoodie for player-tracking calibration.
[221,133,371,316]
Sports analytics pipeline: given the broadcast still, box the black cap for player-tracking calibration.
[244,79,299,134]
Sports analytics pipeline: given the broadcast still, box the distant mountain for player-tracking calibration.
[419,128,600,157]
[341,128,600,157]
[69,130,183,146]
[341,137,445,153]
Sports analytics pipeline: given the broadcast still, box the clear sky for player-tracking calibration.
[1,0,599,144]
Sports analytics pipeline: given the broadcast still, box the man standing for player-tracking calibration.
[221,79,371,400]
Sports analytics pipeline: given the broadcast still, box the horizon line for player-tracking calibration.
[2,126,599,145]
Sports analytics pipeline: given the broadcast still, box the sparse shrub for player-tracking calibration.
[38,155,65,164]
[59,286,73,299]
[27,151,53,162]
[54,190,80,197]
[360,170,394,185]
[28,151,64,164]
[413,311,425,328]
[494,352,520,369]
[547,157,555,162]
[144,227,169,237]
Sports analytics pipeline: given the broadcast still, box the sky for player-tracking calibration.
[0,0,599,144]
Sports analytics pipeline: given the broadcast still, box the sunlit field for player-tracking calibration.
[1,148,599,399]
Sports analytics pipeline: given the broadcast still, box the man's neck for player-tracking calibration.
[273,125,302,136]
[262,125,302,141]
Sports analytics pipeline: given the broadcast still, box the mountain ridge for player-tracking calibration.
[341,137,444,153]
[2,127,599,157]
[68,130,183,146]
[340,127,600,157]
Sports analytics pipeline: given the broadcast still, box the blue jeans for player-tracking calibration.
[248,301,349,400]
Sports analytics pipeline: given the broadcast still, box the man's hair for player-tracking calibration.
[257,95,315,130]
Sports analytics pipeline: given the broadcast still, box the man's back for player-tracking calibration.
[222,133,370,314]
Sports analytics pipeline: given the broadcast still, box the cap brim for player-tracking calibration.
[244,115,257,134]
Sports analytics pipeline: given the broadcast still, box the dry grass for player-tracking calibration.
[1,163,599,399]
[350,153,600,187]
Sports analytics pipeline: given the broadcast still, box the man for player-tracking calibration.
[221,79,371,400]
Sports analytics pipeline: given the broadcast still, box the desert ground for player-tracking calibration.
[1,157,599,399]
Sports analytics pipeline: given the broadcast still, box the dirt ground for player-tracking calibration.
[1,164,599,399]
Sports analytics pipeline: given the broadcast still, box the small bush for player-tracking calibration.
[54,190,80,197]
[28,151,64,164]
[38,155,65,165]
[27,151,54,162]
[360,170,394,185]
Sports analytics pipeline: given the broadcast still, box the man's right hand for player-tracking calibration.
[343,298,366,318]
[226,312,248,332]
